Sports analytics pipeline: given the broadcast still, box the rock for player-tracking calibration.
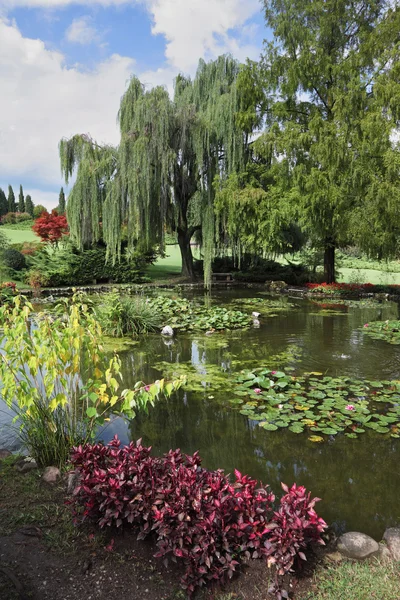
[66,471,80,494]
[15,457,38,473]
[161,325,174,337]
[383,527,400,561]
[252,311,261,318]
[0,449,12,460]
[337,532,380,560]
[42,466,61,484]
[378,542,392,563]
[205,330,215,336]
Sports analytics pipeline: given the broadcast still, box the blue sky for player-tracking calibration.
[0,0,266,210]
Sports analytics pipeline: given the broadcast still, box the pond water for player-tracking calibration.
[103,290,400,541]
[1,290,400,540]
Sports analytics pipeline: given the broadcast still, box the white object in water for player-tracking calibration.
[252,311,261,318]
[161,325,174,337]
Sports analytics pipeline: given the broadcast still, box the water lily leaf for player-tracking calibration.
[260,423,279,431]
[308,435,324,443]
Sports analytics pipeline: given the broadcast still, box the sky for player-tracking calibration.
[0,0,266,210]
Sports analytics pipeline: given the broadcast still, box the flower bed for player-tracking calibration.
[70,436,326,597]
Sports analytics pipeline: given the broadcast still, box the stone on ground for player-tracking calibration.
[42,466,61,484]
[161,325,174,337]
[383,528,400,561]
[337,532,379,559]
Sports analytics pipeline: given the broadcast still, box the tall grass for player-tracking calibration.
[96,292,163,337]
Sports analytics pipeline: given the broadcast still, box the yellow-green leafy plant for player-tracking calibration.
[0,295,184,467]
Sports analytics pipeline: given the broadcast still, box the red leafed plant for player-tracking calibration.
[32,209,68,244]
[70,436,327,597]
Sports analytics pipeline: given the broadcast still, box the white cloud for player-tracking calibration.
[65,15,100,45]
[0,18,134,188]
[147,0,261,72]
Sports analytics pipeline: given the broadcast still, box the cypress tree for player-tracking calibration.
[7,185,16,213]
[25,195,34,218]
[58,187,66,215]
[0,188,8,217]
[18,184,25,213]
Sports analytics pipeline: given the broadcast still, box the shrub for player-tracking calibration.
[33,205,47,219]
[70,437,327,597]
[27,243,154,287]
[0,282,18,305]
[32,210,69,244]
[96,292,163,336]
[2,247,26,271]
[0,297,184,467]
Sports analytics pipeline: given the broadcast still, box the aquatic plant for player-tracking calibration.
[233,369,400,439]
[96,292,163,337]
[147,295,252,331]
[70,435,326,597]
[0,296,184,467]
[361,319,400,345]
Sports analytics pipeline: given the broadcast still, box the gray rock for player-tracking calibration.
[42,466,61,484]
[0,449,12,460]
[67,471,80,494]
[378,542,392,563]
[161,325,174,337]
[252,311,261,318]
[383,527,400,561]
[337,532,380,560]
[16,457,38,473]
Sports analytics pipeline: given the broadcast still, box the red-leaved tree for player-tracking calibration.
[32,210,69,244]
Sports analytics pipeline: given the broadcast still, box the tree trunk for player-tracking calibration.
[177,230,195,280]
[324,239,335,284]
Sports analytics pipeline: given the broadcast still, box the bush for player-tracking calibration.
[96,293,163,336]
[70,437,327,597]
[3,248,26,271]
[1,212,32,225]
[27,243,155,287]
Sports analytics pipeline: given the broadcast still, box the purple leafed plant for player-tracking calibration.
[70,436,327,597]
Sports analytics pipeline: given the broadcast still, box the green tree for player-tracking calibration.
[255,0,400,282]
[58,187,66,214]
[7,185,16,213]
[0,188,8,217]
[59,56,247,281]
[18,184,25,213]
[25,194,34,218]
[33,204,47,219]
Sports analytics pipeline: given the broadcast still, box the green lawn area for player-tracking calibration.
[1,227,37,243]
[300,560,400,600]
[338,267,400,285]
[146,244,200,280]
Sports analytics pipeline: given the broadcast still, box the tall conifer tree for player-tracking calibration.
[25,195,34,218]
[58,187,66,214]
[253,0,400,282]
[7,185,16,213]
[18,185,25,213]
[0,188,8,217]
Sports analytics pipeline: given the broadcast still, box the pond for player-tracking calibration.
[1,289,400,540]
[103,290,400,541]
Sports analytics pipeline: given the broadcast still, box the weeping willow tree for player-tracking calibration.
[59,55,247,282]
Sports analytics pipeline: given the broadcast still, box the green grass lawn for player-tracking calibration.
[300,560,400,600]
[1,228,38,243]
[337,267,400,285]
[146,245,200,280]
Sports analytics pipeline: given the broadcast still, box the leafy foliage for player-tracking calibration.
[25,194,34,218]
[0,296,184,467]
[96,292,163,337]
[26,243,153,286]
[32,209,69,244]
[70,436,326,597]
[33,204,47,219]
[362,320,400,344]
[233,368,400,439]
[146,295,252,331]
[2,247,26,271]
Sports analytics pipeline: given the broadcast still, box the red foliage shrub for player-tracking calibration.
[70,437,327,597]
[32,209,68,244]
